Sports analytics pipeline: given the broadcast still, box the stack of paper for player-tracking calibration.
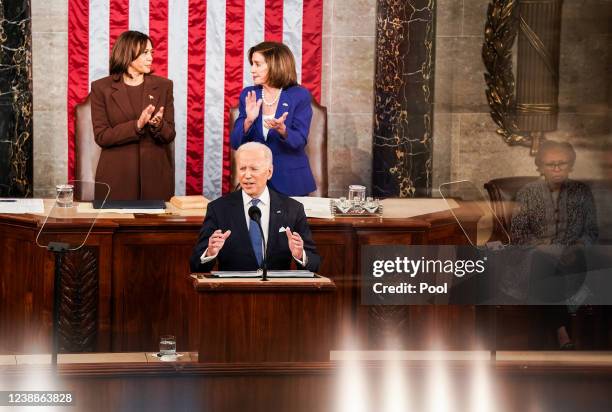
[291,196,333,219]
[170,195,209,209]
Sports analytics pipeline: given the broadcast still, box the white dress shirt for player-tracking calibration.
[200,187,306,266]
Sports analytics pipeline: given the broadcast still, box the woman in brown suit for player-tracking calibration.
[91,30,175,200]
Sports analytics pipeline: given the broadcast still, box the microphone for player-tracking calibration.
[248,205,268,281]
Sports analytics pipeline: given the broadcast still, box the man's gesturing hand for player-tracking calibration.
[286,228,304,260]
[206,229,231,256]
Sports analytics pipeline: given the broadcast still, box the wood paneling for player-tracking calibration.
[0,207,486,355]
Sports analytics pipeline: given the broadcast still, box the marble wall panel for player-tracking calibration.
[320,35,332,109]
[0,0,33,197]
[32,32,67,112]
[455,114,536,190]
[433,36,456,114]
[436,0,463,37]
[432,113,460,191]
[328,113,373,196]
[330,36,375,114]
[559,33,611,113]
[462,0,489,37]
[332,0,376,37]
[31,0,68,33]
[447,36,489,113]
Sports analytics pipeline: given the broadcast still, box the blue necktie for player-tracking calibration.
[249,199,263,267]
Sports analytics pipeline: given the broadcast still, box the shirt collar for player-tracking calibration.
[242,186,270,208]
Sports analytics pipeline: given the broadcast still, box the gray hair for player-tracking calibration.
[535,140,576,167]
[236,142,273,166]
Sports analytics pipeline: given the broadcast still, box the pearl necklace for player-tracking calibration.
[261,88,282,106]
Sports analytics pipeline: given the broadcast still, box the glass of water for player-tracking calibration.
[55,184,74,208]
[159,335,176,356]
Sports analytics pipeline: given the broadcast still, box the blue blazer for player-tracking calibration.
[230,85,317,196]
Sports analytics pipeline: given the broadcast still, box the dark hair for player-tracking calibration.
[248,42,298,89]
[535,140,577,167]
[109,31,153,77]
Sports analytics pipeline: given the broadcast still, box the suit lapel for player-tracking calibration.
[267,188,285,260]
[142,75,160,114]
[274,88,289,119]
[111,80,134,120]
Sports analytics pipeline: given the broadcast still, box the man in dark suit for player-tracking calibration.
[189,142,320,273]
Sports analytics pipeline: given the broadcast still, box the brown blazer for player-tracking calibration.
[90,74,175,200]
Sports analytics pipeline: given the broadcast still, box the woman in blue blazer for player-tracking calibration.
[230,42,316,196]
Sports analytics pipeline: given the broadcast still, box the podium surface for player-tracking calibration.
[192,275,336,363]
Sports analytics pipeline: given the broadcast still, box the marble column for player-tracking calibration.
[0,0,33,197]
[372,0,435,197]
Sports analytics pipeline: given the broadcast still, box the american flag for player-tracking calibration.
[67,0,323,199]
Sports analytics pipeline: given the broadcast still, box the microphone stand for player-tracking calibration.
[257,223,268,281]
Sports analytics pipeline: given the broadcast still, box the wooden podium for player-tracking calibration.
[192,275,336,363]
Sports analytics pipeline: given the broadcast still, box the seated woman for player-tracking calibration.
[230,41,316,196]
[511,140,598,349]
[90,30,175,200]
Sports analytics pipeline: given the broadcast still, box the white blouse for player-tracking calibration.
[262,114,274,140]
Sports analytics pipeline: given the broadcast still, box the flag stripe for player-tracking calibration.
[283,0,303,83]
[221,0,246,196]
[243,0,265,87]
[109,0,129,49]
[129,0,149,34]
[167,0,189,195]
[202,0,226,199]
[301,0,323,102]
[265,0,284,42]
[68,0,90,181]
[68,0,323,197]
[89,0,109,86]
[149,0,169,77]
[185,0,207,195]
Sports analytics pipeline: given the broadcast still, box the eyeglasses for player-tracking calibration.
[542,161,570,170]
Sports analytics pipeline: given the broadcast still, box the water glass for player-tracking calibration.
[159,335,176,356]
[348,185,366,204]
[55,184,74,208]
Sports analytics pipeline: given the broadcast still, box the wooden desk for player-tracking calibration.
[0,201,477,354]
[193,276,336,363]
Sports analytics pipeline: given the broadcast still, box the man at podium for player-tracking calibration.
[189,142,320,273]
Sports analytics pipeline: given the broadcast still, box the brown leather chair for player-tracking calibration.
[229,100,328,197]
[74,95,102,201]
[484,176,540,238]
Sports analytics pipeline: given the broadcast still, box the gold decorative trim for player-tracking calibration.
[482,0,533,147]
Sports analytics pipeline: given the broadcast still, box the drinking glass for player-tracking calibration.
[159,335,176,356]
[55,184,74,208]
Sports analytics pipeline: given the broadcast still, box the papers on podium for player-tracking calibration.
[210,270,315,278]
[0,198,44,214]
[291,196,333,219]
